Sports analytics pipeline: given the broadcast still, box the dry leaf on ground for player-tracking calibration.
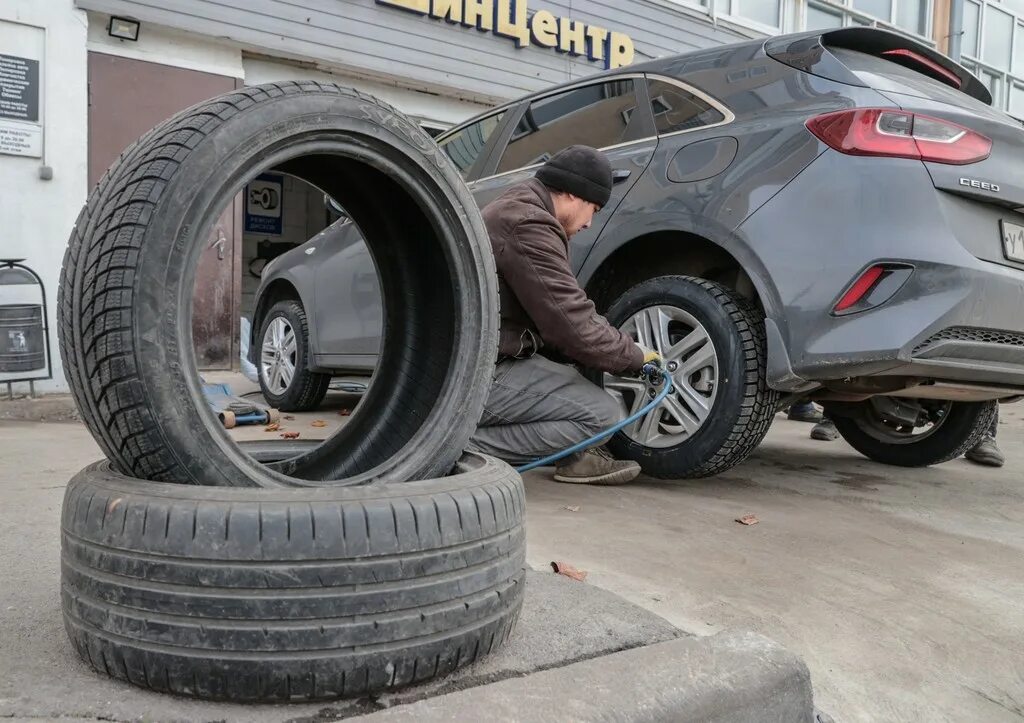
[264,422,280,432]
[281,431,300,439]
[563,505,580,513]
[551,561,588,582]
[736,514,759,526]
[311,420,327,428]
[338,409,352,417]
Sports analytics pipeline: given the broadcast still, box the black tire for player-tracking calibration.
[61,447,526,702]
[597,276,778,478]
[830,399,997,467]
[256,299,331,412]
[57,82,498,487]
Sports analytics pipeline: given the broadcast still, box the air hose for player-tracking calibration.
[516,362,674,473]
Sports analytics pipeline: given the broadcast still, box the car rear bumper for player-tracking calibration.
[741,150,1024,393]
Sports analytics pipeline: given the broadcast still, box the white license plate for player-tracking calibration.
[1002,220,1024,263]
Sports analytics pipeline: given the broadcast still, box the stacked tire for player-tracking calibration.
[57,83,524,702]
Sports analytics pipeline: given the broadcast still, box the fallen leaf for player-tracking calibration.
[551,561,587,582]
[264,423,280,432]
[284,415,295,421]
[563,505,580,513]
[338,409,352,417]
[736,514,759,526]
[281,431,300,439]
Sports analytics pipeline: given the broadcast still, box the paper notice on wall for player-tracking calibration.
[0,119,42,157]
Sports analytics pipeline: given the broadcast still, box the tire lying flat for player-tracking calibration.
[58,82,498,487]
[61,448,526,702]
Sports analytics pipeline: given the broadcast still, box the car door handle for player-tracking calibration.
[612,169,631,183]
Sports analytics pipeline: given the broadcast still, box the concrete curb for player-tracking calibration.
[0,394,79,422]
[356,630,814,722]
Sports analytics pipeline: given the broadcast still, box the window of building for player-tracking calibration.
[958,0,1024,117]
[438,111,506,179]
[496,81,641,174]
[805,0,931,38]
[1011,83,1024,116]
[646,79,726,134]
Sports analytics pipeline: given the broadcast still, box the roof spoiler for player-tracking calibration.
[765,27,992,106]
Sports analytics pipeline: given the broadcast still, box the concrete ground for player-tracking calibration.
[1,392,1023,721]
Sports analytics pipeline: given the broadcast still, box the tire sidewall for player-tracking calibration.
[601,277,749,471]
[131,87,496,487]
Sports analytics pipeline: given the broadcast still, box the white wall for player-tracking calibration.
[86,10,243,78]
[0,0,88,393]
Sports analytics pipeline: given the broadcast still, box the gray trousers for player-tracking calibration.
[468,355,625,465]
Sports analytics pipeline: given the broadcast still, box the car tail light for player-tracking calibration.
[806,108,991,165]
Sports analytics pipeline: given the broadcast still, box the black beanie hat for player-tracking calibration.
[535,145,613,208]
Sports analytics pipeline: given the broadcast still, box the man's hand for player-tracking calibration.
[636,343,664,383]
[636,343,662,367]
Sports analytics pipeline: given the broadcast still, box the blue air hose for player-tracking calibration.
[515,366,674,473]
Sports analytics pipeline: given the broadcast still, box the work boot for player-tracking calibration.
[553,447,641,485]
[810,419,839,441]
[965,435,1005,467]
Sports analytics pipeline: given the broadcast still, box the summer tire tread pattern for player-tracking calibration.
[61,452,526,702]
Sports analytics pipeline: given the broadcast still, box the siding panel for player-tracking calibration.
[76,0,750,101]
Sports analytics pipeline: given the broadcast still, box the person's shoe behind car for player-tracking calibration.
[554,447,641,485]
[788,403,823,424]
[965,435,1005,467]
[811,418,839,441]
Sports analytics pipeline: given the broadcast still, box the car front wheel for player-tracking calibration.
[257,299,331,412]
[598,276,779,478]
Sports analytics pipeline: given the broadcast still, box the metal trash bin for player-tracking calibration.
[0,304,45,372]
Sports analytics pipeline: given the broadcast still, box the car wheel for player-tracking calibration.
[57,82,498,487]
[61,445,526,702]
[829,398,997,467]
[597,276,778,478]
[257,299,330,412]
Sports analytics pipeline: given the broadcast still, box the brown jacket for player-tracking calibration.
[483,178,643,374]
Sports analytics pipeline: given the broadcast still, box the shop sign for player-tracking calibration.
[0,54,39,122]
[0,119,42,157]
[245,174,284,235]
[377,0,635,69]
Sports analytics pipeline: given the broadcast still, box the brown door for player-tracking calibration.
[87,52,241,369]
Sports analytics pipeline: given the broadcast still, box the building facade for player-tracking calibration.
[1,0,1020,391]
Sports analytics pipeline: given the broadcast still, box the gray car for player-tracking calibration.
[252,27,1024,477]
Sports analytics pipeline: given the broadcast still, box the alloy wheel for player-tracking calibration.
[605,305,720,448]
[261,317,297,394]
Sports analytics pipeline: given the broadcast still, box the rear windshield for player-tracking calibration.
[829,47,997,116]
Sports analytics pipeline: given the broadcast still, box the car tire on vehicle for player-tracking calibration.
[61,446,526,702]
[829,399,997,467]
[57,82,498,487]
[596,276,778,478]
[257,299,331,412]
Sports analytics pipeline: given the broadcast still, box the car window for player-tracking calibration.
[495,80,641,173]
[646,79,725,135]
[438,111,506,179]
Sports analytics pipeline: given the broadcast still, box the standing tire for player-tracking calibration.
[57,82,498,487]
[257,299,331,412]
[596,276,778,478]
[830,399,996,467]
[61,448,526,702]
